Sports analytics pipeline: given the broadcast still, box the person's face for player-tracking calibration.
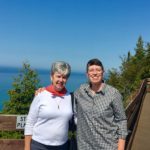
[87,65,104,85]
[51,72,68,91]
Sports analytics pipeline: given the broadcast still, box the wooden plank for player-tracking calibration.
[0,139,24,150]
[130,93,150,150]
[0,115,17,131]
[0,115,26,131]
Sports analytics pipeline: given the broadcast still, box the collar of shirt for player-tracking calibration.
[84,83,106,96]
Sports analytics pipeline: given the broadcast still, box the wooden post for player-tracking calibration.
[147,78,150,92]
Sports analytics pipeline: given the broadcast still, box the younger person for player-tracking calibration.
[74,58,128,150]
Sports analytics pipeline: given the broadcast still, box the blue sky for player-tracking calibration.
[0,0,150,72]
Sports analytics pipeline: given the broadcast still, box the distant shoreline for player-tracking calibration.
[0,66,52,74]
[0,66,85,75]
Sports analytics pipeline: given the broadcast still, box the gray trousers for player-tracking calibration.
[31,139,69,150]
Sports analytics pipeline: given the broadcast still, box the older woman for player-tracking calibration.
[24,61,73,150]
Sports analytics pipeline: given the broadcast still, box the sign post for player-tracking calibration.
[16,115,27,129]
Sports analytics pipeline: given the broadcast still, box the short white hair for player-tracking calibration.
[51,61,71,78]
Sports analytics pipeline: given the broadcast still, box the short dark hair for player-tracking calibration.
[86,58,104,72]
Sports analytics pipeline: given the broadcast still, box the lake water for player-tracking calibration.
[0,71,87,111]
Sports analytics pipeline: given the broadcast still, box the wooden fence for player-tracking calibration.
[0,115,25,150]
[125,78,150,149]
[0,78,150,150]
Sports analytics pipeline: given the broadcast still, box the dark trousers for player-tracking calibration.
[31,139,69,150]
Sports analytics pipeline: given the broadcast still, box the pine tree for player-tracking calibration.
[132,36,146,84]
[107,36,148,103]
[2,63,40,114]
[141,43,150,78]
[107,68,121,88]
[134,36,145,60]
[134,36,145,76]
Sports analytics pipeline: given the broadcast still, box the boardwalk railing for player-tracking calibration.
[125,78,150,149]
[0,78,150,150]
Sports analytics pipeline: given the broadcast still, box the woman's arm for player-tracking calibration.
[118,138,125,150]
[24,135,32,150]
[113,91,128,134]
[24,95,40,150]
[112,90,128,150]
[35,87,46,95]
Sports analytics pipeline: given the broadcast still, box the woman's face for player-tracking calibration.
[87,65,104,85]
[51,72,68,91]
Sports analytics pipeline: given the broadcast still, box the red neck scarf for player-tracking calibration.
[46,85,67,97]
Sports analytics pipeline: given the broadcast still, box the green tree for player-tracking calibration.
[134,36,145,60]
[107,36,149,104]
[141,43,150,78]
[132,36,146,86]
[107,68,121,89]
[2,63,40,114]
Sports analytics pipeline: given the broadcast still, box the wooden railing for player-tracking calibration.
[125,78,149,149]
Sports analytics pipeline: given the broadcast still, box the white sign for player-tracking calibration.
[16,115,27,129]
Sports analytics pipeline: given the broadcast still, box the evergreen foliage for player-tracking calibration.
[106,36,150,105]
[2,63,40,114]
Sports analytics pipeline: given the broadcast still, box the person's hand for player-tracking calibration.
[35,87,46,96]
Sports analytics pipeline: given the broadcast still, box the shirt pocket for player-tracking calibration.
[77,95,94,113]
[93,99,113,115]
[92,104,115,127]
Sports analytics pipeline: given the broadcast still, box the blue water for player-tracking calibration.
[0,71,86,111]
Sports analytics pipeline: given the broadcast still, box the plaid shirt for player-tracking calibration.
[74,83,128,150]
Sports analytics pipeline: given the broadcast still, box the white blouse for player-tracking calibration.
[25,91,73,146]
